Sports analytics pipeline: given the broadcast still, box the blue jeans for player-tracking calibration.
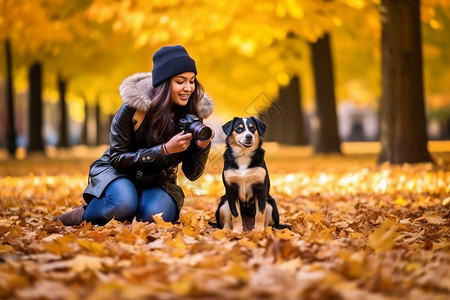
[83,177,178,225]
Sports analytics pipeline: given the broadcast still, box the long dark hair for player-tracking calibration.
[148,78,205,144]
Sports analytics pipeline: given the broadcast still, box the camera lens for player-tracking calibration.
[190,122,212,141]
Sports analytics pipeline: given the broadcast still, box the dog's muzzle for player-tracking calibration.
[240,134,254,148]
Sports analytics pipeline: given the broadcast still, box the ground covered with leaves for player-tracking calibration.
[1,144,450,300]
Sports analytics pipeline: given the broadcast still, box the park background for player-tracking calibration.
[1,0,449,158]
[1,1,450,299]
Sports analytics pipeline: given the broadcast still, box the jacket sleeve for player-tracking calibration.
[109,105,167,174]
[181,141,211,181]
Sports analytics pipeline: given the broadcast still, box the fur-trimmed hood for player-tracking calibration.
[119,72,214,119]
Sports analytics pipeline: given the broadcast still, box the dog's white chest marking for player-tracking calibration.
[235,155,252,170]
[224,167,266,202]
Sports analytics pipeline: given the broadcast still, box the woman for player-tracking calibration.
[54,45,214,225]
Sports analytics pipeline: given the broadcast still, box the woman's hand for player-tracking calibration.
[196,128,215,148]
[165,131,192,154]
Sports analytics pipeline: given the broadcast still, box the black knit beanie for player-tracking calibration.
[152,45,197,87]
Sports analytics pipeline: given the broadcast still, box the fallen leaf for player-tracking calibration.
[442,197,450,207]
[171,273,194,296]
[395,196,408,206]
[369,220,397,252]
[164,232,187,257]
[70,255,106,273]
[275,228,295,240]
[153,213,174,229]
[116,226,138,244]
[43,233,78,255]
[0,244,13,253]
[77,239,108,256]
[180,211,200,238]
[212,229,227,240]
[416,213,446,225]
[227,259,250,282]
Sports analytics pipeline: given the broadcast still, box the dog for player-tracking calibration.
[215,116,283,233]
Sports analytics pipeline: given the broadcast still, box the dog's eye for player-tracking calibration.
[247,123,256,132]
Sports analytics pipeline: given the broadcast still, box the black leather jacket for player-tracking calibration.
[109,104,209,182]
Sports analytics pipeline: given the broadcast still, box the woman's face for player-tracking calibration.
[170,72,196,106]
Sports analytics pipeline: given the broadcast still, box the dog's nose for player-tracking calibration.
[245,134,253,141]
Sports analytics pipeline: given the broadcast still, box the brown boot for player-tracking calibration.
[53,205,86,226]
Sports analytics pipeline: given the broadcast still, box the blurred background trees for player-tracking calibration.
[1,0,449,163]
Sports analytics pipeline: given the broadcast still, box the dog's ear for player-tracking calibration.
[250,116,267,137]
[222,118,238,137]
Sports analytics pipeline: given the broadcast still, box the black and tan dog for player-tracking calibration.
[215,116,283,233]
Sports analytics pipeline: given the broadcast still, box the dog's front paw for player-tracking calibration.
[222,223,232,230]
[232,226,243,234]
[254,223,265,232]
[232,217,243,234]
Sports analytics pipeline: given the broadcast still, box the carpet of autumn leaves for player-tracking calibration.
[1,143,450,300]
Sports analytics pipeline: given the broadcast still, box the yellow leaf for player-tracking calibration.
[180,211,200,238]
[238,239,257,249]
[131,219,147,240]
[165,232,186,257]
[0,244,13,253]
[338,250,366,279]
[433,240,450,251]
[77,239,108,256]
[442,197,450,207]
[264,226,273,236]
[116,227,138,244]
[171,274,193,296]
[70,255,104,273]
[0,270,28,293]
[309,211,325,224]
[405,262,422,272]
[44,234,77,255]
[227,260,250,282]
[275,228,294,240]
[369,220,397,252]
[350,232,364,239]
[395,196,408,206]
[212,229,227,240]
[153,213,174,229]
[8,225,23,239]
[246,230,266,243]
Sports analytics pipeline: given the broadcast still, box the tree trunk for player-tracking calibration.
[102,113,114,144]
[261,98,285,143]
[57,75,69,148]
[278,76,307,145]
[378,0,431,164]
[28,62,44,153]
[5,39,17,155]
[310,33,341,153]
[81,99,88,145]
[264,76,307,145]
[258,92,285,143]
[95,102,101,145]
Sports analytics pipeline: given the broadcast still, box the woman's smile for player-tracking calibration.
[178,93,190,101]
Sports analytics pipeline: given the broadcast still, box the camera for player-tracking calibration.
[179,114,212,141]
